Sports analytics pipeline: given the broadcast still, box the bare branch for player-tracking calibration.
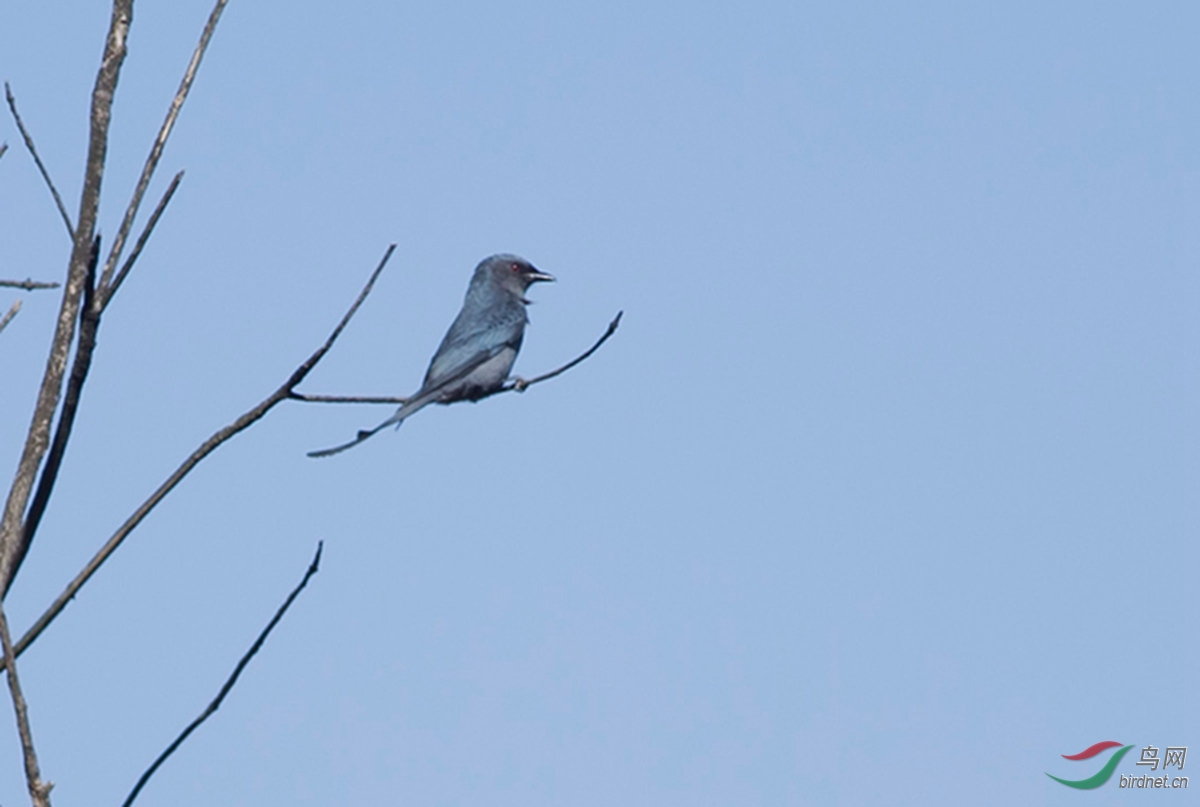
[500,311,622,396]
[4,82,74,239]
[0,300,20,335]
[103,170,183,308]
[287,393,409,405]
[0,0,133,596]
[98,0,228,295]
[0,602,52,807]
[5,174,181,596]
[1,246,394,666]
[0,279,60,291]
[8,130,182,593]
[122,541,323,807]
[8,188,186,584]
[5,239,101,596]
[0,142,8,160]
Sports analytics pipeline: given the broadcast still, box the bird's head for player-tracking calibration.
[479,253,555,300]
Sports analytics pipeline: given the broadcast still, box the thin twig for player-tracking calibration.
[0,0,133,596]
[0,142,8,160]
[0,300,20,335]
[103,170,183,308]
[98,0,228,295]
[1,246,394,667]
[0,279,60,291]
[499,311,623,396]
[287,393,409,405]
[0,601,52,807]
[122,541,323,807]
[4,82,74,239]
[5,238,101,596]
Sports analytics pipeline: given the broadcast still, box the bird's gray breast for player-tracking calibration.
[438,346,519,402]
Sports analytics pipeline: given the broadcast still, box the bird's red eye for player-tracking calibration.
[510,263,520,272]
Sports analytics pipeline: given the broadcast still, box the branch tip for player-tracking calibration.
[100,0,229,292]
[121,540,322,807]
[103,169,185,307]
[4,80,75,238]
[493,309,622,395]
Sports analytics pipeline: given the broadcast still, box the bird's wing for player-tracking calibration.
[423,300,525,388]
[306,344,510,458]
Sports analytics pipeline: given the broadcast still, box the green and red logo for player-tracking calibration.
[1046,741,1134,789]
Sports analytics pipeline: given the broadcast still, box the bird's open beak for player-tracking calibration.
[527,269,555,284]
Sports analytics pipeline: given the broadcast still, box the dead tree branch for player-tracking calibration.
[5,238,101,595]
[122,541,322,807]
[4,82,74,239]
[0,246,394,669]
[97,0,228,295]
[8,171,183,594]
[0,601,52,807]
[0,0,133,595]
[0,301,20,335]
[5,0,218,596]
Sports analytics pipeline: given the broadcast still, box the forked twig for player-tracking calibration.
[0,0,133,596]
[13,175,185,582]
[5,1,206,597]
[4,82,74,239]
[122,542,323,807]
[98,0,228,295]
[104,171,184,307]
[6,173,183,588]
[0,246,394,669]
[8,19,195,592]
[4,177,182,594]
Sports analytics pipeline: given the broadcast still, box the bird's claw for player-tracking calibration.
[512,376,529,393]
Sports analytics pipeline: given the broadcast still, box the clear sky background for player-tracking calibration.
[0,3,1196,805]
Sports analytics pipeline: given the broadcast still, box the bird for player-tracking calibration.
[308,253,555,457]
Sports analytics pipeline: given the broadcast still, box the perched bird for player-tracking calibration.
[308,253,554,457]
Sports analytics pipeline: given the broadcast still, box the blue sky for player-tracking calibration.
[1,3,1196,805]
